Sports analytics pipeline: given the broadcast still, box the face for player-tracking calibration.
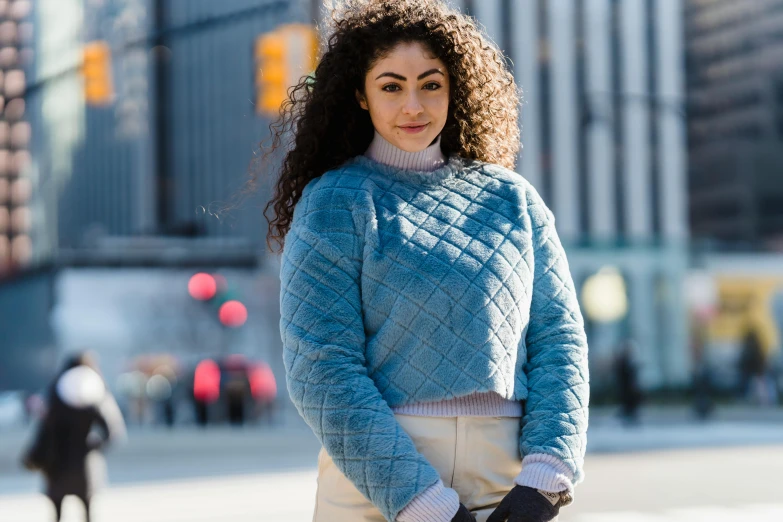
[357,41,450,153]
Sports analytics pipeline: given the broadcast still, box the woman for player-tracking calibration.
[22,353,126,522]
[268,1,589,521]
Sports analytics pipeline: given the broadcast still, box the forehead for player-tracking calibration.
[369,41,446,73]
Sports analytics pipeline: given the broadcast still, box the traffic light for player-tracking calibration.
[254,24,318,117]
[82,41,114,106]
[255,32,286,116]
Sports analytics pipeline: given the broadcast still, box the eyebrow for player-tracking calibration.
[375,69,445,81]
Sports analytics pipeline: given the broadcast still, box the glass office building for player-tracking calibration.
[686,0,783,247]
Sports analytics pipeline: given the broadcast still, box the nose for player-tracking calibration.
[402,90,424,116]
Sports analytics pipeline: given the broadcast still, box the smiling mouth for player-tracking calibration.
[399,123,429,133]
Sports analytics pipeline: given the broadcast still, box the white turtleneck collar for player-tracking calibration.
[364,130,447,172]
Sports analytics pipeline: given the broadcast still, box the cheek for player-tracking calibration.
[367,97,399,123]
[430,94,449,121]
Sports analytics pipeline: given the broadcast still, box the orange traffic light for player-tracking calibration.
[256,33,288,115]
[254,24,318,117]
[82,41,114,106]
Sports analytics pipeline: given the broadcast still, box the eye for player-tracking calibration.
[382,84,401,92]
[423,82,442,91]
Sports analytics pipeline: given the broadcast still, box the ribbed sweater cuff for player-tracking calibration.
[396,480,460,522]
[514,454,575,495]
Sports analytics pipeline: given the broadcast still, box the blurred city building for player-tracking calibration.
[3,0,695,394]
[685,0,783,249]
[449,0,690,389]
[30,0,314,266]
[0,0,56,392]
[1,0,314,392]
[0,0,36,274]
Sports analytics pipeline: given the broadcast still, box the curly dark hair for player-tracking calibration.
[263,0,520,252]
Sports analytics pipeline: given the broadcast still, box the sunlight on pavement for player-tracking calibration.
[3,470,783,522]
[570,504,783,522]
[0,470,318,522]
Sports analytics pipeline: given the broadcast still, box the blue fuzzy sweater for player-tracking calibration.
[280,155,589,521]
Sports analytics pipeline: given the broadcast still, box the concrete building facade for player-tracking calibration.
[29,0,310,264]
[447,0,692,388]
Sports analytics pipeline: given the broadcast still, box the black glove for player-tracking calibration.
[451,503,477,522]
[486,485,559,522]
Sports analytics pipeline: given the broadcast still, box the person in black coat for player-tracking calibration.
[22,353,126,522]
[615,340,643,425]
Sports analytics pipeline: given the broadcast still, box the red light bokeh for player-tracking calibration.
[219,300,247,327]
[193,359,220,403]
[188,272,217,301]
[249,362,277,401]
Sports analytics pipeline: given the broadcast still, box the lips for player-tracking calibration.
[399,122,429,134]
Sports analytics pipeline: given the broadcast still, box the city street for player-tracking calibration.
[3,1,783,522]
[2,409,783,522]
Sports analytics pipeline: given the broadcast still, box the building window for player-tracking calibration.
[575,0,589,238]
[611,0,625,239]
[538,0,553,205]
[501,0,513,68]
[647,0,661,240]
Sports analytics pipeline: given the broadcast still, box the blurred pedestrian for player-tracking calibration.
[738,330,768,404]
[690,319,714,420]
[221,356,251,426]
[268,2,589,521]
[21,352,126,522]
[249,362,277,425]
[192,358,220,427]
[692,362,715,420]
[614,340,642,425]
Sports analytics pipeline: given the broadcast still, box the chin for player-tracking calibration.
[395,136,435,153]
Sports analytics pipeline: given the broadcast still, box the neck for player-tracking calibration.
[365,131,446,172]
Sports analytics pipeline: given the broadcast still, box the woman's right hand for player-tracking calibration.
[451,503,477,522]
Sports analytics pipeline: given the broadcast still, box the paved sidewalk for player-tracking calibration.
[589,404,783,425]
[2,407,783,522]
[3,469,783,522]
[3,403,782,496]
[586,404,783,453]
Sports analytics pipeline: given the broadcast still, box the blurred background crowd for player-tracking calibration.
[1,0,783,520]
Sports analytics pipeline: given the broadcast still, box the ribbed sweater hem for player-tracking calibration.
[392,392,523,417]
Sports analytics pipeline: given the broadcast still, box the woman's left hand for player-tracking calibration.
[486,485,559,522]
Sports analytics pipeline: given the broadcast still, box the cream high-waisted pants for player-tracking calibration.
[313,414,523,522]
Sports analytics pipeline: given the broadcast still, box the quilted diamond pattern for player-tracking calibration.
[520,186,589,484]
[280,156,589,521]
